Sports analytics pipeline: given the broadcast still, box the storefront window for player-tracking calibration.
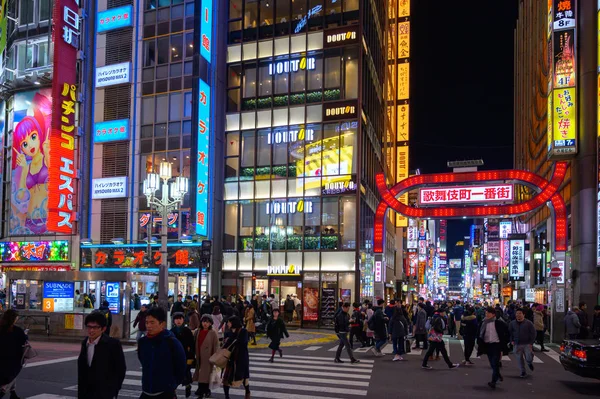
[303,272,319,325]
[243,65,257,98]
[341,196,356,249]
[240,200,254,250]
[339,272,354,304]
[224,201,238,250]
[307,56,323,90]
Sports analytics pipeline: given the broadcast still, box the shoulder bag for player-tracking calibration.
[209,339,237,369]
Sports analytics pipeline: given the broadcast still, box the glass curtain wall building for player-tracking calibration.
[221,0,392,327]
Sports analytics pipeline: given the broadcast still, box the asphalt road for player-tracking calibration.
[13,337,599,398]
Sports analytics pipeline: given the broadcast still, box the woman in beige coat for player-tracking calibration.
[244,301,257,345]
[193,314,219,398]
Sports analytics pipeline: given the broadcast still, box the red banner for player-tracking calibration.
[48,0,79,233]
[487,258,499,274]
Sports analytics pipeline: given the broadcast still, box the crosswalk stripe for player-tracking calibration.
[250,366,372,380]
[353,347,372,353]
[532,355,543,363]
[29,396,77,399]
[459,340,465,350]
[382,344,394,354]
[250,359,373,373]
[246,373,370,387]
[211,388,359,399]
[304,346,322,351]
[250,353,375,363]
[444,339,450,356]
[328,346,338,352]
[545,350,562,364]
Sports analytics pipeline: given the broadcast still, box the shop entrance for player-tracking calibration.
[269,278,302,327]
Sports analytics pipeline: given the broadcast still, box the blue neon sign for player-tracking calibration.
[196,79,210,236]
[200,0,212,62]
[93,119,130,143]
[97,5,133,33]
[43,282,74,299]
[106,282,120,314]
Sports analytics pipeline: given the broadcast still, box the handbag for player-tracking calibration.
[404,338,412,353]
[209,339,236,369]
[22,342,38,363]
[427,328,443,343]
[209,367,221,390]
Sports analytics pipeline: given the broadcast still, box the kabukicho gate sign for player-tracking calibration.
[373,162,568,254]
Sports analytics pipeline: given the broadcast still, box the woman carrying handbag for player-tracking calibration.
[221,316,250,399]
[0,310,28,399]
[193,314,219,399]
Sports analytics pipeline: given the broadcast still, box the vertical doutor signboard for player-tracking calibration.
[548,0,577,159]
[48,0,79,233]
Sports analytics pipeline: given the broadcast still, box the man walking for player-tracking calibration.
[413,303,428,350]
[509,308,536,378]
[77,312,126,399]
[478,307,510,389]
[334,302,360,364]
[370,299,389,356]
[138,307,187,399]
[453,301,464,339]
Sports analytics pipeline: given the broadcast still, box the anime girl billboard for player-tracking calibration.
[10,89,52,235]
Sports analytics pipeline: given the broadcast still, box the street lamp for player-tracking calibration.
[143,161,188,311]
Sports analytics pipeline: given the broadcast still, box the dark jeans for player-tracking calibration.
[336,332,355,360]
[285,311,294,323]
[140,392,176,399]
[349,326,365,348]
[486,343,502,383]
[197,382,210,396]
[422,341,452,367]
[414,333,428,349]
[535,330,546,349]
[464,337,476,361]
[392,335,406,355]
[375,338,387,352]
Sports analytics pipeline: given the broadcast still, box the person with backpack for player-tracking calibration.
[266,309,289,362]
[171,312,195,397]
[349,302,366,349]
[138,307,187,399]
[98,300,113,334]
[421,308,459,370]
[334,302,360,364]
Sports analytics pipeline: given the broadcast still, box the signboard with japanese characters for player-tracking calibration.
[551,87,577,156]
[499,220,512,239]
[93,119,130,143]
[48,0,80,234]
[196,79,211,236]
[374,261,382,283]
[408,252,418,276]
[97,5,133,33]
[449,259,462,269]
[509,237,526,280]
[200,0,212,62]
[81,245,201,270]
[0,241,69,262]
[407,225,418,249]
[553,0,575,30]
[417,260,426,285]
[92,177,128,199]
[95,62,131,88]
[419,185,513,205]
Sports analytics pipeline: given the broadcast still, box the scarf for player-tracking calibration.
[479,317,495,339]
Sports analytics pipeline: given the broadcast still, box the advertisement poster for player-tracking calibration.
[449,259,462,269]
[320,288,336,321]
[302,287,318,321]
[340,289,351,304]
[553,29,576,88]
[10,89,52,235]
[509,239,526,280]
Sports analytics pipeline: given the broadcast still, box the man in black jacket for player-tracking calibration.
[478,307,510,390]
[334,302,360,364]
[78,312,126,399]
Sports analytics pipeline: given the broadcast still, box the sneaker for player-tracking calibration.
[393,355,401,362]
[334,358,344,363]
[449,363,460,369]
[541,348,550,352]
[350,358,361,364]
[520,372,527,378]
[397,356,405,361]
[375,350,384,357]
[422,365,433,370]
[528,362,534,371]
[268,357,274,363]
[487,382,496,390]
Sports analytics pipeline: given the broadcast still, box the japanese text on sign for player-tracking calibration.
[196,79,211,236]
[419,184,514,205]
[374,261,382,283]
[509,239,525,279]
[553,87,576,150]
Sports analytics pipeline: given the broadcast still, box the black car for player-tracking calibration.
[560,339,600,379]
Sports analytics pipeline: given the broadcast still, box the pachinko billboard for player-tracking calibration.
[10,89,52,235]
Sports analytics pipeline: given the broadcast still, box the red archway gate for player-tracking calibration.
[373,162,568,253]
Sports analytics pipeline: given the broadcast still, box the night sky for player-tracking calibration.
[409,1,520,256]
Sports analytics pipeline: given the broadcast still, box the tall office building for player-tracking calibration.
[220,0,395,327]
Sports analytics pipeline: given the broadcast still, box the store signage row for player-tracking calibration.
[0,241,69,262]
[48,0,80,234]
[419,184,513,205]
[139,212,180,227]
[323,100,358,122]
[92,176,128,199]
[265,199,313,215]
[322,179,356,195]
[268,128,314,144]
[269,57,316,75]
[267,264,302,276]
[93,119,129,143]
[81,246,201,269]
[97,5,133,33]
[325,27,359,47]
[1,265,71,272]
[95,62,131,88]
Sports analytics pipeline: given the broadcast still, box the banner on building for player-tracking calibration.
[509,235,526,280]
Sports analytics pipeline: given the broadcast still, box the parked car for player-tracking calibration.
[560,339,600,380]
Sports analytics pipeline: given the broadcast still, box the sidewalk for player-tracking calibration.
[250,329,338,349]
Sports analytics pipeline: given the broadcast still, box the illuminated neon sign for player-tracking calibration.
[97,5,132,33]
[419,184,514,205]
[93,119,129,143]
[268,58,315,75]
[196,78,210,236]
[200,0,212,62]
[268,128,314,144]
[0,241,69,262]
[294,5,322,33]
[265,200,313,215]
